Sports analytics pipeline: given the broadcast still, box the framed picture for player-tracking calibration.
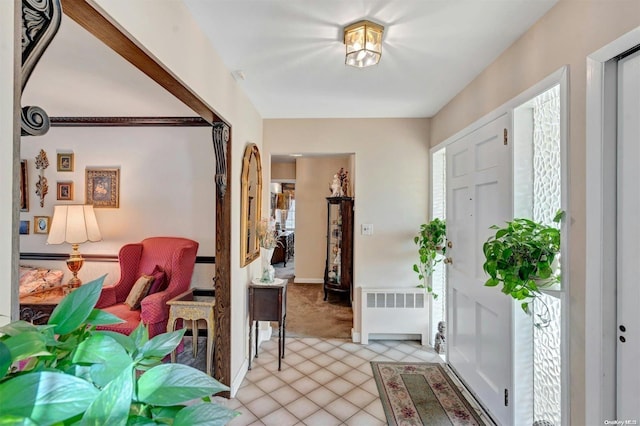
[20,160,28,212]
[86,168,120,208]
[19,220,29,235]
[34,216,50,234]
[57,181,74,200]
[57,153,74,172]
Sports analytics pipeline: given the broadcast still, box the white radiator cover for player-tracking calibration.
[359,287,430,345]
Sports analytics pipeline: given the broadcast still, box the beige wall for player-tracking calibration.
[264,118,431,333]
[294,156,350,282]
[271,161,296,180]
[0,0,19,324]
[92,0,264,394]
[430,1,640,423]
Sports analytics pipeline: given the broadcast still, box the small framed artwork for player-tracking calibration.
[57,153,74,172]
[19,220,30,235]
[86,167,120,208]
[57,181,74,201]
[20,160,28,212]
[34,216,50,234]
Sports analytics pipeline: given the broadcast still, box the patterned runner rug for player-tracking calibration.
[371,362,489,426]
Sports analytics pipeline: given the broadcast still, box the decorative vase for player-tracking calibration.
[260,247,275,283]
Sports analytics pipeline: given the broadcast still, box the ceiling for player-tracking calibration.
[183,0,558,119]
[22,1,558,120]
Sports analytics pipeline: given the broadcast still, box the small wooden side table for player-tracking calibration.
[248,278,287,371]
[20,287,66,324]
[167,288,215,376]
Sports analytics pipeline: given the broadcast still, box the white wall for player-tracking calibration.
[429,2,640,424]
[0,0,19,324]
[90,0,264,395]
[19,126,216,285]
[264,118,431,334]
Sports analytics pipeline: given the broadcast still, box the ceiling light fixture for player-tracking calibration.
[343,20,384,68]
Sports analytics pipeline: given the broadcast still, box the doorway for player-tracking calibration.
[585,29,640,423]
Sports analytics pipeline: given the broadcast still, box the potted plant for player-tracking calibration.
[483,210,563,328]
[0,275,238,425]
[413,218,447,298]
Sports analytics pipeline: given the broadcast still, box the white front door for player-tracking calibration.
[617,49,640,420]
[446,113,513,425]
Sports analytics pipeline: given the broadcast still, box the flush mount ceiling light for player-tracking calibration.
[343,20,384,68]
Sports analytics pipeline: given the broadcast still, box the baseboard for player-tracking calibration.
[293,278,323,284]
[230,358,248,398]
[257,322,272,346]
[351,329,361,343]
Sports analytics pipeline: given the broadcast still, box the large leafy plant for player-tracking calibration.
[0,275,238,425]
[483,211,563,328]
[413,218,447,298]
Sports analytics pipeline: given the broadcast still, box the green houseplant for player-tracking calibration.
[413,218,447,298]
[483,210,563,328]
[0,275,238,425]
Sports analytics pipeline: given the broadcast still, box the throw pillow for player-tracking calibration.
[147,265,168,295]
[125,275,154,310]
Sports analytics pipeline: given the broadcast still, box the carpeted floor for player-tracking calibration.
[371,362,490,426]
[273,257,353,339]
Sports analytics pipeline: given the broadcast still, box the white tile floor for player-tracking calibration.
[214,337,444,426]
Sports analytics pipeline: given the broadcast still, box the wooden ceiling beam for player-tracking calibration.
[60,0,225,125]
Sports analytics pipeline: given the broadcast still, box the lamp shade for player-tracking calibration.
[344,20,384,68]
[47,205,102,245]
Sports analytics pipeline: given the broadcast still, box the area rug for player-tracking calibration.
[371,362,487,426]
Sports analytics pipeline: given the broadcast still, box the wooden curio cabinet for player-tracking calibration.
[324,196,354,302]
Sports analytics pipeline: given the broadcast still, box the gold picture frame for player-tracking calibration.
[240,143,262,267]
[57,181,74,201]
[86,168,120,208]
[57,153,74,172]
[20,160,28,212]
[34,216,50,234]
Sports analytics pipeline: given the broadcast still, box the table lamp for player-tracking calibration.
[47,205,102,288]
[276,193,290,228]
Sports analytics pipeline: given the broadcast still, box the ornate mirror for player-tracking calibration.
[240,143,262,267]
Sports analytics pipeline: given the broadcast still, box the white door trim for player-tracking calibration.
[585,25,640,423]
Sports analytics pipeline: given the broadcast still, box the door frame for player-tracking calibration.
[430,65,569,425]
[585,25,640,423]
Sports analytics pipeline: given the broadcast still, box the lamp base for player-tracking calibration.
[66,245,84,289]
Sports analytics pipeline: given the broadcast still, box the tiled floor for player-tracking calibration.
[214,337,444,426]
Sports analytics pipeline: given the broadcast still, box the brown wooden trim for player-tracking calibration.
[20,253,215,264]
[51,116,210,127]
[214,122,232,393]
[60,0,227,126]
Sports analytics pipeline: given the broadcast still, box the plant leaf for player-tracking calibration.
[485,278,500,287]
[49,275,106,335]
[0,341,10,378]
[86,309,125,327]
[0,321,38,337]
[0,415,39,425]
[94,331,136,353]
[0,371,99,425]
[126,416,158,425]
[73,334,132,387]
[137,364,230,406]
[81,364,134,426]
[136,329,185,361]
[3,331,50,363]
[173,403,240,426]
[130,322,149,349]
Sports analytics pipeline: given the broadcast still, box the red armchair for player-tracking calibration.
[96,237,199,338]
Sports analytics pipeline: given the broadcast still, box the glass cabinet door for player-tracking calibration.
[327,202,342,285]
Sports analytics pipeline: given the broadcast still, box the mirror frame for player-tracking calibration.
[240,143,262,267]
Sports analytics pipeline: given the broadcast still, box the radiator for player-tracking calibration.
[359,287,430,345]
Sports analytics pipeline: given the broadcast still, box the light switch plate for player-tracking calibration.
[362,223,373,235]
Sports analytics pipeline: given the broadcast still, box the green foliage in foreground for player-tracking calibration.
[0,276,238,425]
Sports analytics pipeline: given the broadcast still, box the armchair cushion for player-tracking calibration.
[125,275,154,309]
[147,265,168,295]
